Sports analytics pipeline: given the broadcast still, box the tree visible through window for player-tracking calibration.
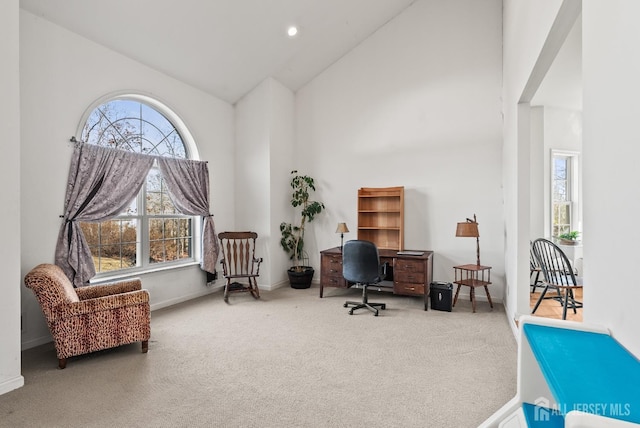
[551,152,579,237]
[79,98,194,273]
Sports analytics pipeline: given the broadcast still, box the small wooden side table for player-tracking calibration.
[453,264,493,313]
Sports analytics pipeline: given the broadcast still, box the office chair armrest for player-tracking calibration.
[379,261,390,281]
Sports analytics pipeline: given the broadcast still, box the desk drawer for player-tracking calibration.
[394,270,425,284]
[395,259,426,274]
[325,276,345,287]
[321,254,346,288]
[321,255,343,275]
[394,282,425,296]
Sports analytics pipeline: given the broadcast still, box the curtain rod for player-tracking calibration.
[67,136,207,163]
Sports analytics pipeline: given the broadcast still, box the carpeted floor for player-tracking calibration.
[0,285,517,427]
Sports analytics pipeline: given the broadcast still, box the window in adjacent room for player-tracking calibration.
[551,150,580,237]
[79,96,197,275]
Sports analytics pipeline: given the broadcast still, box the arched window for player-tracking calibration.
[79,96,197,274]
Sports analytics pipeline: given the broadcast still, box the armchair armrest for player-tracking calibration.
[54,289,149,320]
[76,278,142,300]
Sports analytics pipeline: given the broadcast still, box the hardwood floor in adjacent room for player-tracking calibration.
[529,287,583,322]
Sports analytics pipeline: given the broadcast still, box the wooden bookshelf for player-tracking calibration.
[357,186,404,251]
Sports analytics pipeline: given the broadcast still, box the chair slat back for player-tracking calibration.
[218,232,258,276]
[530,242,540,271]
[532,238,578,287]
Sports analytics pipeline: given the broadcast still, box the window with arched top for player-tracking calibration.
[79,97,197,274]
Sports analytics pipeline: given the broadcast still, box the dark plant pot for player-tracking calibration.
[287,266,314,289]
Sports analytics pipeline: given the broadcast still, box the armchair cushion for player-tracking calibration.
[75,278,142,300]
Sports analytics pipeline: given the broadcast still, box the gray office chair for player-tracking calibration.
[342,240,387,316]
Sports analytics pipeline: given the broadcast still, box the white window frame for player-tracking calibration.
[76,92,202,280]
[550,149,581,238]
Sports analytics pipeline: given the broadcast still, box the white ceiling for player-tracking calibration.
[20,0,417,104]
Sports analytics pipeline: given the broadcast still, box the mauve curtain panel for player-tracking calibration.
[55,144,155,287]
[157,157,219,274]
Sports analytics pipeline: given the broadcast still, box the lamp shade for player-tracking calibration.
[456,221,479,238]
[336,222,349,234]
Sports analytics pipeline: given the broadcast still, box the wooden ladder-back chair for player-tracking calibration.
[531,238,583,320]
[218,231,262,303]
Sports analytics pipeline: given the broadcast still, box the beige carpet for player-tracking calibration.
[0,285,516,428]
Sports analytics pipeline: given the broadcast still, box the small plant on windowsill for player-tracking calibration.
[558,231,580,245]
[280,170,325,289]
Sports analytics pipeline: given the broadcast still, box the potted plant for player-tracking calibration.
[280,170,325,289]
[558,230,580,245]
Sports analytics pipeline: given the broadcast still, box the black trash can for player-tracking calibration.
[430,282,453,312]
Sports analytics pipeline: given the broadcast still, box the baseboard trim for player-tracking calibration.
[263,280,289,291]
[0,375,24,396]
[454,290,503,304]
[21,335,52,351]
[150,286,219,311]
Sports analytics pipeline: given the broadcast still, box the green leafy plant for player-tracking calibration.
[558,230,580,240]
[280,170,325,272]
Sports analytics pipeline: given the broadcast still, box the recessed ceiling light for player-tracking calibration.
[287,26,298,37]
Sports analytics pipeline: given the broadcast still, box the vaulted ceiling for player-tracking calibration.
[20,0,417,104]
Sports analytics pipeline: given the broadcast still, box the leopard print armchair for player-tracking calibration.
[24,263,150,369]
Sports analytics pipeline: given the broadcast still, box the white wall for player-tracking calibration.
[505,0,640,358]
[235,78,294,287]
[19,11,235,349]
[542,107,583,237]
[502,0,565,326]
[583,0,640,356]
[530,107,545,238]
[530,106,582,239]
[296,0,504,296]
[235,80,272,283]
[0,0,25,395]
[267,80,296,287]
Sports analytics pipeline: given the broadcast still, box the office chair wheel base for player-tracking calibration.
[349,309,354,315]
[381,304,386,310]
[344,303,348,308]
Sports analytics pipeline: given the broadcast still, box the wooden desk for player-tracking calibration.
[453,264,493,313]
[319,247,434,310]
